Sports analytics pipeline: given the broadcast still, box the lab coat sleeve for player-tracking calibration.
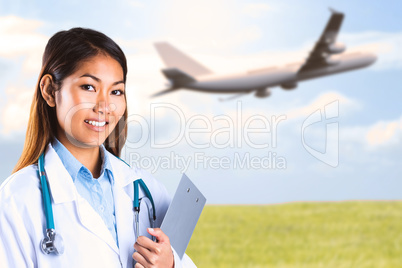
[0,184,37,268]
[172,247,197,268]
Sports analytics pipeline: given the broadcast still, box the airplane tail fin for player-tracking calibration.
[154,42,213,77]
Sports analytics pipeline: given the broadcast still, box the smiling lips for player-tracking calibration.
[84,120,107,127]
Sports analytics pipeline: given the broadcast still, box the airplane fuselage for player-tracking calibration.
[181,52,376,93]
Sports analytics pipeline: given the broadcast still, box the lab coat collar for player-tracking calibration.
[51,138,82,183]
[44,143,141,204]
[108,154,141,188]
[52,138,115,184]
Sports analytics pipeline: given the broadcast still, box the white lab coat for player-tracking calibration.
[0,144,196,268]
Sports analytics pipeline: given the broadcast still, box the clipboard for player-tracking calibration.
[160,174,206,259]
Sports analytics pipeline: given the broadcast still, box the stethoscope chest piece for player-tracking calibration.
[41,228,65,255]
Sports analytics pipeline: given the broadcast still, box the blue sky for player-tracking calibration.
[0,0,401,204]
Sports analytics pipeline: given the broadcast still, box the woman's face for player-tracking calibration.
[54,54,126,149]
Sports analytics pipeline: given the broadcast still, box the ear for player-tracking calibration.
[40,74,56,107]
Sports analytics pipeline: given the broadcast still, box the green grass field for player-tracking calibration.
[186,201,402,268]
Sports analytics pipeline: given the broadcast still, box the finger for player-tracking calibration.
[134,242,154,264]
[132,251,148,267]
[147,228,170,244]
[134,260,145,268]
[135,235,156,252]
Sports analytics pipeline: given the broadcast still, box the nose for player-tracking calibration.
[93,94,110,115]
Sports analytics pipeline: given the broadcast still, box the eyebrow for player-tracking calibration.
[80,74,124,86]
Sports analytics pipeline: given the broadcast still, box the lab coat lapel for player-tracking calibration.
[113,183,135,266]
[45,144,76,204]
[110,156,143,267]
[44,144,119,254]
[75,196,119,253]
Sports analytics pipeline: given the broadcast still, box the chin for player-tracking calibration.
[69,138,107,149]
[84,139,107,147]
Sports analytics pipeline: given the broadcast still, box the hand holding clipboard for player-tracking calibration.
[160,174,206,259]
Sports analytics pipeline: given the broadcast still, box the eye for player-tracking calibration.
[111,89,124,96]
[81,84,95,91]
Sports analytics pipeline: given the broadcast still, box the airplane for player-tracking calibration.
[152,9,377,100]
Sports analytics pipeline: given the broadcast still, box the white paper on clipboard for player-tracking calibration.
[160,174,206,259]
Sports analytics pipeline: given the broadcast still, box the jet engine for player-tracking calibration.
[325,56,340,65]
[327,43,345,54]
[281,82,297,90]
[255,88,271,98]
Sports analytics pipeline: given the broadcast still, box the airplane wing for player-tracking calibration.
[299,9,345,72]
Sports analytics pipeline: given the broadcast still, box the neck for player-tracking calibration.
[56,135,102,178]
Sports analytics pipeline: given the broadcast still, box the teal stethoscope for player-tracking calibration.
[38,152,156,255]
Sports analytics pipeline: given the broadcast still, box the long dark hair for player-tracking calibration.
[13,27,128,173]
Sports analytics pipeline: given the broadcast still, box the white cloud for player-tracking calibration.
[22,53,43,74]
[1,86,33,135]
[366,116,402,147]
[0,15,47,136]
[127,0,144,8]
[285,91,357,120]
[336,115,402,163]
[0,15,47,60]
[124,90,358,154]
[242,3,272,18]
[154,0,263,53]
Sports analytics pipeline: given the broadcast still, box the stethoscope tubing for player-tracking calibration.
[38,151,157,255]
[38,153,55,230]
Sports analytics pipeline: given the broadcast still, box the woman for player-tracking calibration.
[0,28,195,268]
